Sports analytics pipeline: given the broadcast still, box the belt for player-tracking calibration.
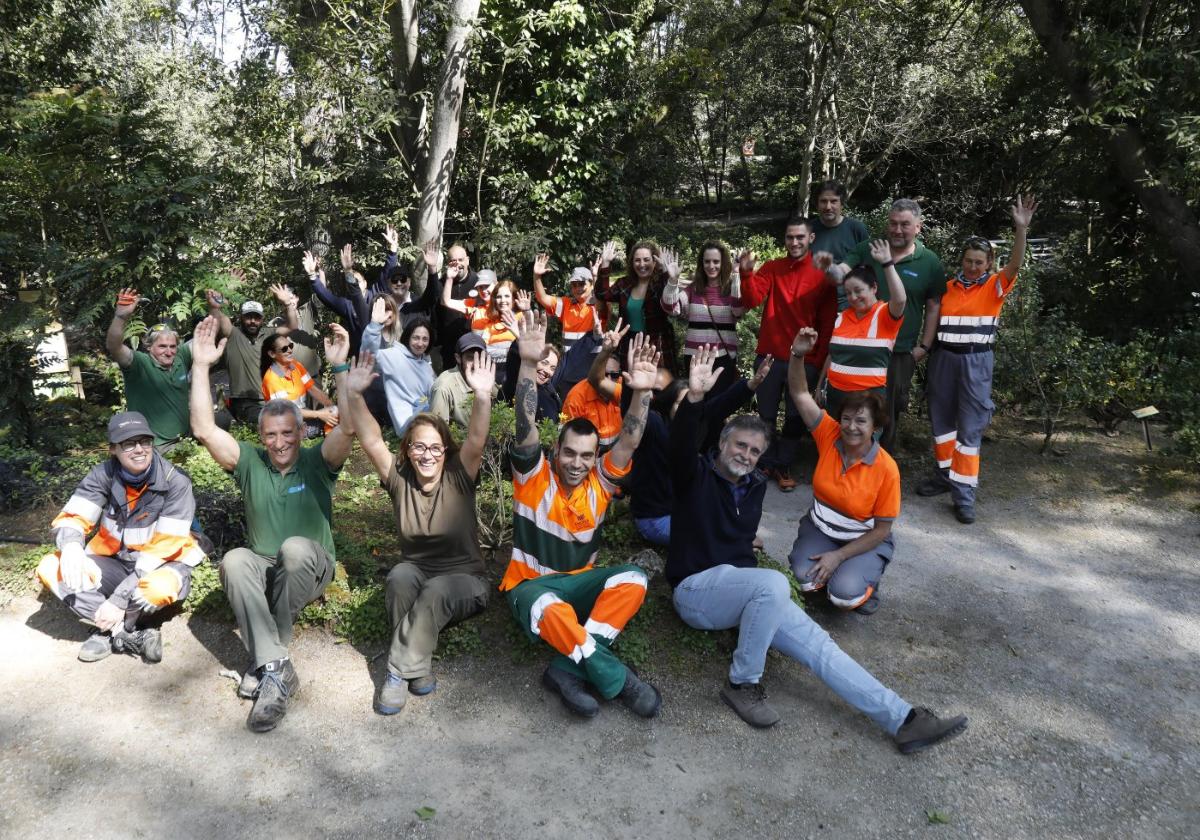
[937,342,994,355]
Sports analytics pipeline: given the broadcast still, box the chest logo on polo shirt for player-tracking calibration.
[901,269,918,278]
[287,484,306,494]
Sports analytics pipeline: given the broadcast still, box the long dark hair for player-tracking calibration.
[259,333,292,378]
[692,240,734,295]
[625,240,664,288]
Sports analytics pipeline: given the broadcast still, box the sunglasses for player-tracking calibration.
[273,343,295,353]
[605,371,621,381]
[962,236,994,254]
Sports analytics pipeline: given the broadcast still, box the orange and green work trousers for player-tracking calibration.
[925,344,995,509]
[507,564,648,698]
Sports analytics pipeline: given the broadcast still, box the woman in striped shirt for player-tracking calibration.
[818,239,907,422]
[662,240,746,397]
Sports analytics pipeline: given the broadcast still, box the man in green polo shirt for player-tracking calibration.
[821,198,946,451]
[105,288,199,453]
[190,315,355,733]
[810,180,870,312]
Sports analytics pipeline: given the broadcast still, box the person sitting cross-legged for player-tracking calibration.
[344,349,495,715]
[500,310,662,719]
[665,333,967,752]
[190,316,357,733]
[36,411,206,663]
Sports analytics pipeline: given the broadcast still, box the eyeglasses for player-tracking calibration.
[408,442,446,458]
[273,343,295,353]
[118,437,154,453]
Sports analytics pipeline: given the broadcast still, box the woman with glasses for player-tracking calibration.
[343,350,496,715]
[362,303,435,435]
[260,333,339,436]
[917,195,1038,524]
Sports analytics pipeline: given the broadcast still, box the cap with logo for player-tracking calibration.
[474,269,498,288]
[107,411,154,444]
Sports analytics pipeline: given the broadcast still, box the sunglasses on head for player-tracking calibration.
[962,236,994,254]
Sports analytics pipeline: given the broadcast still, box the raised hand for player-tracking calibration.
[205,288,226,309]
[462,353,496,396]
[515,309,548,363]
[533,253,552,278]
[622,332,662,391]
[812,251,834,272]
[737,249,756,274]
[656,247,681,282]
[1011,194,1038,228]
[383,223,400,253]
[269,283,296,307]
[302,250,320,275]
[749,355,773,391]
[499,307,519,333]
[445,263,460,283]
[191,316,227,368]
[599,239,621,268]
[791,326,819,359]
[228,267,247,285]
[371,296,390,325]
[687,344,722,399]
[422,238,442,273]
[340,244,354,272]
[346,351,379,394]
[867,239,891,265]
[115,287,139,319]
[324,322,350,365]
[314,408,339,427]
[601,317,630,353]
[515,288,532,312]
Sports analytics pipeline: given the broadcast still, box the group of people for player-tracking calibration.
[36,183,1039,753]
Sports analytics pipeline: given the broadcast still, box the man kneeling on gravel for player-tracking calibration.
[189,316,356,733]
[664,342,968,753]
[37,411,206,664]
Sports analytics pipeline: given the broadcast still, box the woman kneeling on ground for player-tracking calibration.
[344,349,496,715]
[786,327,900,616]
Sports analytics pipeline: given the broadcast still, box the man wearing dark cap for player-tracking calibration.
[36,412,206,663]
[430,332,489,427]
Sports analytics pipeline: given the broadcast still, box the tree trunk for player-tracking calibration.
[410,0,482,296]
[1019,0,1200,291]
[794,32,831,217]
[387,0,425,171]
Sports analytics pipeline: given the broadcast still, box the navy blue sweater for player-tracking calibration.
[665,397,767,587]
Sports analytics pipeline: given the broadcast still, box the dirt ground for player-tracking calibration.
[1,417,1197,839]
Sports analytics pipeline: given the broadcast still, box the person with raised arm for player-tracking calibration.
[532,251,602,354]
[344,350,495,714]
[916,195,1039,524]
[376,224,440,328]
[259,331,339,437]
[561,318,630,452]
[593,239,680,374]
[189,316,355,733]
[423,239,480,366]
[500,310,662,720]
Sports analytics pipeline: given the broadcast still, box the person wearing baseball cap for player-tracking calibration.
[531,254,601,354]
[35,411,206,664]
[429,331,490,427]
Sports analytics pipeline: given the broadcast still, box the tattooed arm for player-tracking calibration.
[607,333,660,471]
[511,310,548,455]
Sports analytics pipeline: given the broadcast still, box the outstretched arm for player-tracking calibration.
[511,310,549,453]
[532,253,558,311]
[440,265,467,313]
[586,318,629,401]
[189,316,241,470]
[459,354,496,481]
[787,328,824,429]
[344,351,394,481]
[1000,194,1038,284]
[869,239,907,320]
[607,333,659,471]
[105,288,138,368]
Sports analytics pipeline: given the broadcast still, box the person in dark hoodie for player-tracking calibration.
[663,335,968,755]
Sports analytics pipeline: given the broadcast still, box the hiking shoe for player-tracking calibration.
[238,664,260,699]
[113,628,162,663]
[894,707,968,754]
[954,505,976,524]
[247,659,300,733]
[618,667,662,719]
[773,468,798,493]
[408,674,437,696]
[916,476,952,497]
[720,679,780,728]
[856,592,881,615]
[375,672,408,715]
[78,631,113,663]
[542,666,599,718]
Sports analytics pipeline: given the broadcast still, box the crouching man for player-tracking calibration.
[37,411,206,663]
[664,342,968,753]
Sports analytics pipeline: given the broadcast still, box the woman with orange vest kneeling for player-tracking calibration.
[916,195,1038,524]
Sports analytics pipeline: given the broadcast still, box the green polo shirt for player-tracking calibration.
[224,327,272,399]
[813,216,870,312]
[233,440,339,559]
[845,240,946,352]
[122,345,193,445]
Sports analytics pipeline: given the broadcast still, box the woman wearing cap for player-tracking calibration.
[343,349,496,715]
[260,331,340,436]
[441,266,496,331]
[531,253,601,354]
[594,239,680,374]
[363,299,435,435]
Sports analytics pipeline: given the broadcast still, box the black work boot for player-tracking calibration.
[893,707,968,754]
[542,666,599,718]
[618,667,662,718]
[112,627,163,663]
[247,659,300,733]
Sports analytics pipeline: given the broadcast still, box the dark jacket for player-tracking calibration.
[502,343,563,421]
[665,397,766,587]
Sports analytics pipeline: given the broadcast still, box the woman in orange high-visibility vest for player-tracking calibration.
[916,195,1038,523]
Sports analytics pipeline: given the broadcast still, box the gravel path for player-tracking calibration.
[2,452,1197,838]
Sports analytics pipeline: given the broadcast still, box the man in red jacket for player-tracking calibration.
[738,217,836,491]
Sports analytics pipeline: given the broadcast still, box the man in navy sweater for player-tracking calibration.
[666,344,968,753]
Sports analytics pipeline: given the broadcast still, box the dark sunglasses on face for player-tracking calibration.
[605,371,621,381]
[273,343,295,353]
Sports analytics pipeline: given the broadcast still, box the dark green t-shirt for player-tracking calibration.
[122,344,193,445]
[233,440,339,559]
[813,216,870,312]
[845,240,946,352]
[224,328,272,399]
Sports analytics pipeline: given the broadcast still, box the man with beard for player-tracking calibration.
[663,341,968,754]
[810,180,870,312]
[821,198,946,451]
[189,316,355,733]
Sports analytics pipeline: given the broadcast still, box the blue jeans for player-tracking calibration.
[671,564,911,734]
[634,515,671,546]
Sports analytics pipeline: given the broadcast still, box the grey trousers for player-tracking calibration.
[788,515,893,609]
[755,356,818,471]
[386,562,489,679]
[220,537,334,668]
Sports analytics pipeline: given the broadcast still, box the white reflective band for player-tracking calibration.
[936,458,952,468]
[936,332,995,344]
[829,335,894,349]
[300,374,312,384]
[568,635,598,663]
[829,362,888,378]
[810,502,871,541]
[955,444,980,456]
[530,592,564,635]
[62,495,103,523]
[828,587,873,609]
[948,469,979,487]
[563,330,585,340]
[940,315,998,326]
[603,570,647,590]
[514,499,596,544]
[583,619,620,640]
[510,548,564,580]
[269,389,288,400]
[156,516,192,537]
[120,525,155,547]
[867,305,883,339]
[934,431,957,444]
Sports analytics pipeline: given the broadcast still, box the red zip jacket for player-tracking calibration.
[740,253,836,366]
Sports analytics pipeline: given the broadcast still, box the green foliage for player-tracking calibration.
[0,545,48,608]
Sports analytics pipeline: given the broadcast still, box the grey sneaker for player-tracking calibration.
[542,666,599,718]
[408,674,437,696]
[238,664,260,699]
[78,631,113,663]
[916,476,952,497]
[113,628,162,663]
[247,659,300,733]
[618,667,662,718]
[720,680,780,728]
[894,707,968,754]
[954,505,976,524]
[375,672,408,715]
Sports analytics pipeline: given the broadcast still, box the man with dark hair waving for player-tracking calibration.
[189,315,356,733]
[500,310,662,719]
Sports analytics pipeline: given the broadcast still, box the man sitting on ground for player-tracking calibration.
[664,340,968,752]
[189,316,355,733]
[37,411,206,663]
[501,310,661,719]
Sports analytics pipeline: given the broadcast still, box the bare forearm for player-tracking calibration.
[883,266,906,313]
[105,317,132,367]
[1004,225,1030,281]
[920,299,941,349]
[788,357,822,427]
[609,389,650,467]
[586,344,614,390]
[513,362,540,448]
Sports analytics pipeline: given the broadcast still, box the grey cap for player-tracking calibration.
[240,300,264,316]
[107,411,153,444]
[475,269,498,288]
[456,332,487,355]
[569,267,593,284]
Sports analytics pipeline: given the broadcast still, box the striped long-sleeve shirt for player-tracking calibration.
[662,282,745,358]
